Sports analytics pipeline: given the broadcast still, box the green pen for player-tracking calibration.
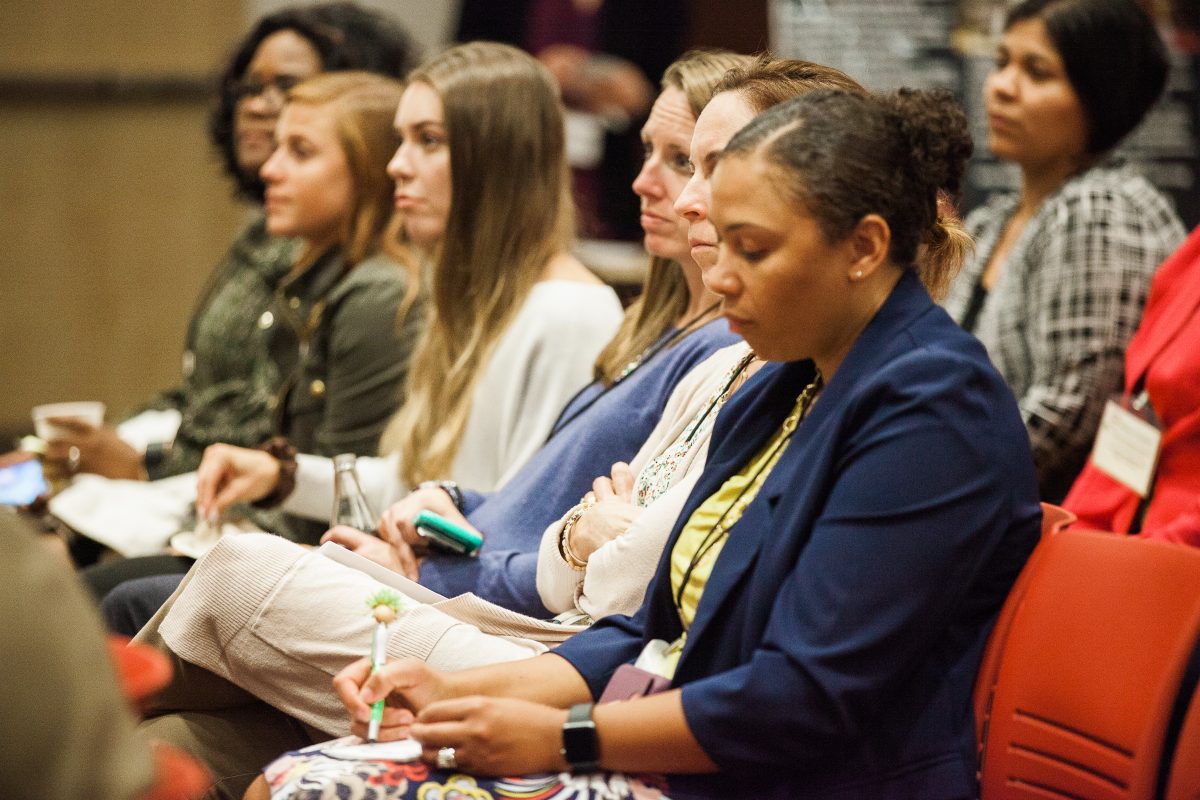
[365,589,402,742]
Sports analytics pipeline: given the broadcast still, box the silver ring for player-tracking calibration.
[436,746,458,769]
[67,446,81,474]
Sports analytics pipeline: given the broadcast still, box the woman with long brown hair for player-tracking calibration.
[195,42,624,519]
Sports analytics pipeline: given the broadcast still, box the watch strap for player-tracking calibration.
[418,480,465,513]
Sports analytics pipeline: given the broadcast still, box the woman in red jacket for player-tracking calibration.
[1064,225,1200,545]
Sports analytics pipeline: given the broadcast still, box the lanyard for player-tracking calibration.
[672,374,823,621]
[543,301,722,444]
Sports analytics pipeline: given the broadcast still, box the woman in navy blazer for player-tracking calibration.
[256,89,1041,800]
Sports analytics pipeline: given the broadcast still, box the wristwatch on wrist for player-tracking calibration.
[561,702,600,773]
[252,437,298,509]
[418,480,465,513]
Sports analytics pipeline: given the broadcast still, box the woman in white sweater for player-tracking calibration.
[195,42,623,522]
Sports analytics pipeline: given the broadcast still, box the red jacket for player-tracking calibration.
[1064,226,1200,544]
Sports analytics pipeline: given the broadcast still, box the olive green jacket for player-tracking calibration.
[141,216,421,480]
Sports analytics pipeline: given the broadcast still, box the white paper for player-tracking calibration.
[318,541,448,605]
[321,737,423,762]
[1091,400,1163,498]
[50,472,198,557]
[169,518,264,560]
[633,638,675,677]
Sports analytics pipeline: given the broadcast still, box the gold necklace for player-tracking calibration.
[673,372,824,618]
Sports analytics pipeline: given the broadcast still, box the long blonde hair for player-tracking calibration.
[592,50,750,385]
[284,71,406,274]
[381,43,574,486]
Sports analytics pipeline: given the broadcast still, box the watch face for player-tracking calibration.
[562,703,600,771]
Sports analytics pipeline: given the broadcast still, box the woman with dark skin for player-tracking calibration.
[942,0,1185,502]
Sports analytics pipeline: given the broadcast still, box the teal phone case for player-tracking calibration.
[413,510,483,556]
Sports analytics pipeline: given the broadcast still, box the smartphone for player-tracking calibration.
[0,458,48,506]
[412,510,482,556]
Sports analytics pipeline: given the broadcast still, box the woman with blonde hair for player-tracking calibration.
[83,69,420,607]
[41,3,419,486]
[194,42,624,521]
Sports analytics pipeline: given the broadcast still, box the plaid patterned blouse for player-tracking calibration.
[944,162,1186,502]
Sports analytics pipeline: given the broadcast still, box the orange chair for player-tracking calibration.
[977,530,1200,799]
[1165,687,1200,800]
[1040,503,1078,537]
[974,503,1077,753]
[108,636,213,800]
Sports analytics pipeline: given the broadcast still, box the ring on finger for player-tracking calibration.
[436,746,458,769]
[67,446,82,474]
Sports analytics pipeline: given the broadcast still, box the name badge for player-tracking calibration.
[1090,394,1162,498]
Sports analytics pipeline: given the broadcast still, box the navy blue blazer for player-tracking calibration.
[554,270,1042,799]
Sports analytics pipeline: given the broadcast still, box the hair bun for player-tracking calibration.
[883,88,973,197]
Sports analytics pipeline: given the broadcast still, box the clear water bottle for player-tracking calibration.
[331,453,377,533]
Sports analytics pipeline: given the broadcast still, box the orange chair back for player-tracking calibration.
[1166,688,1200,800]
[978,530,1200,799]
[107,636,213,800]
[974,503,1077,753]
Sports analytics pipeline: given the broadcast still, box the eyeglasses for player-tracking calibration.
[227,74,304,103]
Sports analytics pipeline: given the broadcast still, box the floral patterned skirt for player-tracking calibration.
[264,737,672,800]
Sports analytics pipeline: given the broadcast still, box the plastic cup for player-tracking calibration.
[32,401,106,440]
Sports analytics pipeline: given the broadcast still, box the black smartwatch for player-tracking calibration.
[561,702,600,773]
[418,480,465,513]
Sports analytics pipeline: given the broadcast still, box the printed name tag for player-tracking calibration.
[1091,398,1163,498]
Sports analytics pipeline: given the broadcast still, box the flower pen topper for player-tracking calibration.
[366,588,402,742]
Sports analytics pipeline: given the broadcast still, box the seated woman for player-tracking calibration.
[942,0,1186,502]
[257,87,1041,800]
[42,2,418,483]
[88,70,420,614]
[1063,224,1200,544]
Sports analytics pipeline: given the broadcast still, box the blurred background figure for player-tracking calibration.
[0,510,157,800]
[1063,225,1200,545]
[456,0,687,240]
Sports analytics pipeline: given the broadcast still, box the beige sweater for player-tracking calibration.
[153,343,754,737]
[536,343,753,620]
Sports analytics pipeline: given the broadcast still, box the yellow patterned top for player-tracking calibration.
[660,385,817,678]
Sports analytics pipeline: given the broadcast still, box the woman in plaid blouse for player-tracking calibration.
[943,0,1186,502]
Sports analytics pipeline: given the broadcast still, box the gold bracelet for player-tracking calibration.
[558,498,595,571]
